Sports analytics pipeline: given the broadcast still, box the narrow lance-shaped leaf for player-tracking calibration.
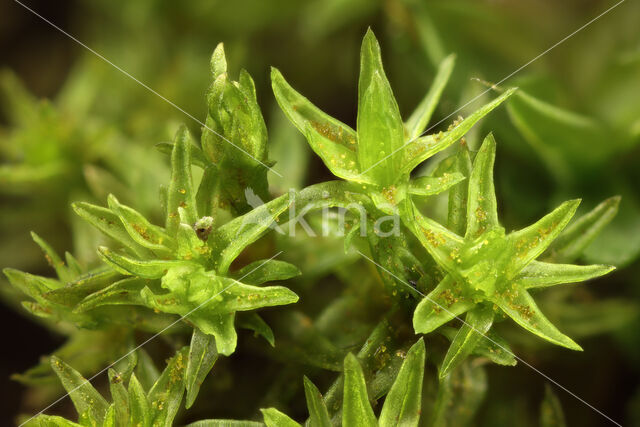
[507,199,581,275]
[108,369,130,426]
[405,53,455,140]
[237,313,276,347]
[270,68,359,182]
[128,374,151,426]
[108,194,174,255]
[544,196,620,263]
[98,246,196,279]
[148,347,189,426]
[357,29,405,187]
[185,329,219,408]
[303,376,331,427]
[31,232,72,282]
[439,306,493,379]
[72,202,150,258]
[261,408,301,427]
[212,193,291,274]
[233,259,301,285]
[50,356,109,423]
[517,261,614,289]
[342,353,377,427]
[167,126,197,235]
[402,88,516,176]
[466,133,499,238]
[413,275,474,334]
[379,338,426,427]
[447,143,472,235]
[492,288,582,351]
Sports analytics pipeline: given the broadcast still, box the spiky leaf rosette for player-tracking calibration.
[406,134,614,377]
[73,126,299,357]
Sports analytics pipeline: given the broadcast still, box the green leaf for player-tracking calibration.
[128,374,151,426]
[466,134,499,238]
[409,172,465,197]
[430,361,487,427]
[108,368,130,426]
[186,329,219,408]
[357,29,405,186]
[405,53,455,140]
[4,268,59,302]
[30,232,72,282]
[492,288,581,351]
[545,196,620,263]
[303,376,331,427]
[379,338,426,427]
[98,246,195,278]
[447,144,473,235]
[517,261,614,289]
[408,205,464,272]
[261,408,301,427]
[196,165,221,219]
[74,277,148,312]
[413,275,474,334]
[24,415,83,427]
[222,281,299,312]
[232,259,301,285]
[148,347,189,426]
[507,200,580,274]
[439,306,493,379]
[271,68,360,182]
[212,193,291,274]
[402,88,516,176]
[540,385,566,427]
[50,356,109,423]
[72,202,150,258]
[342,353,377,427]
[185,421,264,427]
[167,126,197,235]
[237,313,276,347]
[108,194,174,256]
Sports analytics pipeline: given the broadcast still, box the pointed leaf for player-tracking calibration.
[517,261,614,289]
[221,281,299,312]
[405,53,455,140]
[196,164,221,219]
[50,356,108,422]
[413,275,474,334]
[545,196,620,263]
[466,133,499,238]
[379,338,426,427]
[108,369,130,426]
[409,205,464,272]
[237,313,276,347]
[186,329,219,408]
[30,232,71,282]
[270,67,358,166]
[357,29,405,187]
[402,88,516,175]
[440,306,493,379]
[128,374,151,426]
[233,259,301,285]
[74,277,148,312]
[212,193,291,274]
[261,408,300,427]
[24,415,83,427]
[303,376,331,427]
[447,144,473,235]
[108,194,174,255]
[493,288,581,350]
[508,200,581,274]
[98,247,195,278]
[342,353,377,427]
[148,347,189,426]
[72,202,149,258]
[409,172,465,196]
[167,126,197,235]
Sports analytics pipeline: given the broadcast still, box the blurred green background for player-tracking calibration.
[1,0,639,425]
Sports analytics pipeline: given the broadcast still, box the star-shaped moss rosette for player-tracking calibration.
[71,126,300,357]
[27,348,188,427]
[271,29,515,213]
[406,134,615,377]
